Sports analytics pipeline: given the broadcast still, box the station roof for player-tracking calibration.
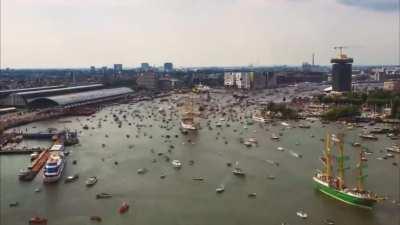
[0,86,64,97]
[0,107,17,114]
[28,87,133,107]
[15,84,103,98]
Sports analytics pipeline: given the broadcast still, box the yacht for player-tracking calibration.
[43,151,65,183]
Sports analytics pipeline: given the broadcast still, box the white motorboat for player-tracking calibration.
[172,160,182,169]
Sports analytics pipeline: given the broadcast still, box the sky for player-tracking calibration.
[0,0,399,68]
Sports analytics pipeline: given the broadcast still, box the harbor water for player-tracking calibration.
[1,95,399,225]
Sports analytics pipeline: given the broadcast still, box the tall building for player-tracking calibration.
[141,63,150,71]
[331,48,353,92]
[235,72,251,89]
[224,72,235,87]
[164,62,173,72]
[252,72,266,89]
[90,66,96,74]
[114,64,123,74]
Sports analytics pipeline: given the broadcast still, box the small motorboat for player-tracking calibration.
[248,193,257,198]
[216,185,225,193]
[359,133,378,140]
[385,153,394,158]
[29,216,47,224]
[386,146,400,153]
[172,160,182,169]
[352,142,361,147]
[90,216,102,222]
[192,177,204,181]
[118,202,130,214]
[137,168,147,174]
[298,124,310,128]
[325,219,335,225]
[289,150,302,158]
[281,122,290,127]
[86,176,98,187]
[248,137,257,144]
[277,147,284,151]
[9,201,19,207]
[243,141,252,147]
[65,174,79,183]
[232,168,246,177]
[96,193,113,199]
[265,159,279,167]
[30,152,39,161]
[296,210,308,219]
[271,134,280,141]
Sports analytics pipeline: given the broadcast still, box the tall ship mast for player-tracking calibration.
[180,94,199,131]
[313,133,381,209]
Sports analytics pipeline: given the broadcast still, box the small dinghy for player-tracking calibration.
[86,176,98,187]
[119,202,130,214]
[96,193,112,199]
[216,185,225,193]
[65,174,79,183]
[296,210,308,219]
[29,216,47,225]
[172,160,182,169]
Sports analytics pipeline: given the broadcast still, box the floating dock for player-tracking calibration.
[18,149,49,181]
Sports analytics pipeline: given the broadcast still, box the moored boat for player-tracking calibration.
[172,160,182,169]
[296,210,308,219]
[119,202,129,214]
[29,216,47,225]
[359,133,378,140]
[86,176,98,187]
[43,149,65,183]
[386,146,400,153]
[64,174,79,183]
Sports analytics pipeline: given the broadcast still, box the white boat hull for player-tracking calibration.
[43,161,65,183]
[180,121,197,130]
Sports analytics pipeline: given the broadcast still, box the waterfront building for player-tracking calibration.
[164,63,173,72]
[141,63,150,71]
[114,64,123,74]
[159,78,183,90]
[136,71,158,90]
[266,72,277,88]
[90,66,96,74]
[224,72,235,87]
[235,72,251,89]
[252,72,267,89]
[383,80,400,92]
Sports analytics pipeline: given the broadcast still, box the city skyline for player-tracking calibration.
[1,0,398,68]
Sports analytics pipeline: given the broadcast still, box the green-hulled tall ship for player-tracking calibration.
[313,133,382,209]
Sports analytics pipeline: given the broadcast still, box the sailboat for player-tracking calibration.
[180,95,198,131]
[313,133,381,209]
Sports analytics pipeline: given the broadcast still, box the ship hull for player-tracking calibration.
[252,116,268,123]
[180,121,197,131]
[313,177,376,209]
[43,160,65,183]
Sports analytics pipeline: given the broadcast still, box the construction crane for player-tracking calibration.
[333,46,349,59]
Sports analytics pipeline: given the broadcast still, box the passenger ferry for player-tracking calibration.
[43,144,65,183]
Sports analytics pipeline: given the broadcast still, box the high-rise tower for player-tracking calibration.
[331,47,353,92]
